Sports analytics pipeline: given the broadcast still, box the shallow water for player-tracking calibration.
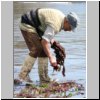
[14,2,86,98]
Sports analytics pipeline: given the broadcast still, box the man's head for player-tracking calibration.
[63,12,79,32]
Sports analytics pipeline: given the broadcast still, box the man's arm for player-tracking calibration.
[41,26,57,66]
[41,39,56,66]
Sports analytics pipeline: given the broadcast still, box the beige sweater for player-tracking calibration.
[38,8,65,33]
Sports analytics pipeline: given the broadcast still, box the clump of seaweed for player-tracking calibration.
[14,81,85,98]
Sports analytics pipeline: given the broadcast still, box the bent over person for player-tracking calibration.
[18,8,79,85]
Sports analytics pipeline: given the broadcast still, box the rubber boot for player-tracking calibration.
[38,57,50,85]
[19,55,36,82]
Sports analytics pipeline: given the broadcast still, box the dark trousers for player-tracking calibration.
[19,30,50,84]
[21,30,47,57]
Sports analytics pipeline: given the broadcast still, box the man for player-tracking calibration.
[18,8,79,85]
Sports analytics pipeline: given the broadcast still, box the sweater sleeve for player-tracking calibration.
[42,26,55,42]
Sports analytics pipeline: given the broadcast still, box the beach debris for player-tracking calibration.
[14,81,85,98]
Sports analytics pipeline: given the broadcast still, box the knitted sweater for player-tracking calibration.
[38,8,65,33]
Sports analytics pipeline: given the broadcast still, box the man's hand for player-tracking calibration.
[50,56,59,70]
[49,56,57,66]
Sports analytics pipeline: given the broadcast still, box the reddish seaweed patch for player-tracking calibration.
[14,81,85,98]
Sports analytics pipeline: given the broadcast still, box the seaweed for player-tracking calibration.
[14,81,85,98]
